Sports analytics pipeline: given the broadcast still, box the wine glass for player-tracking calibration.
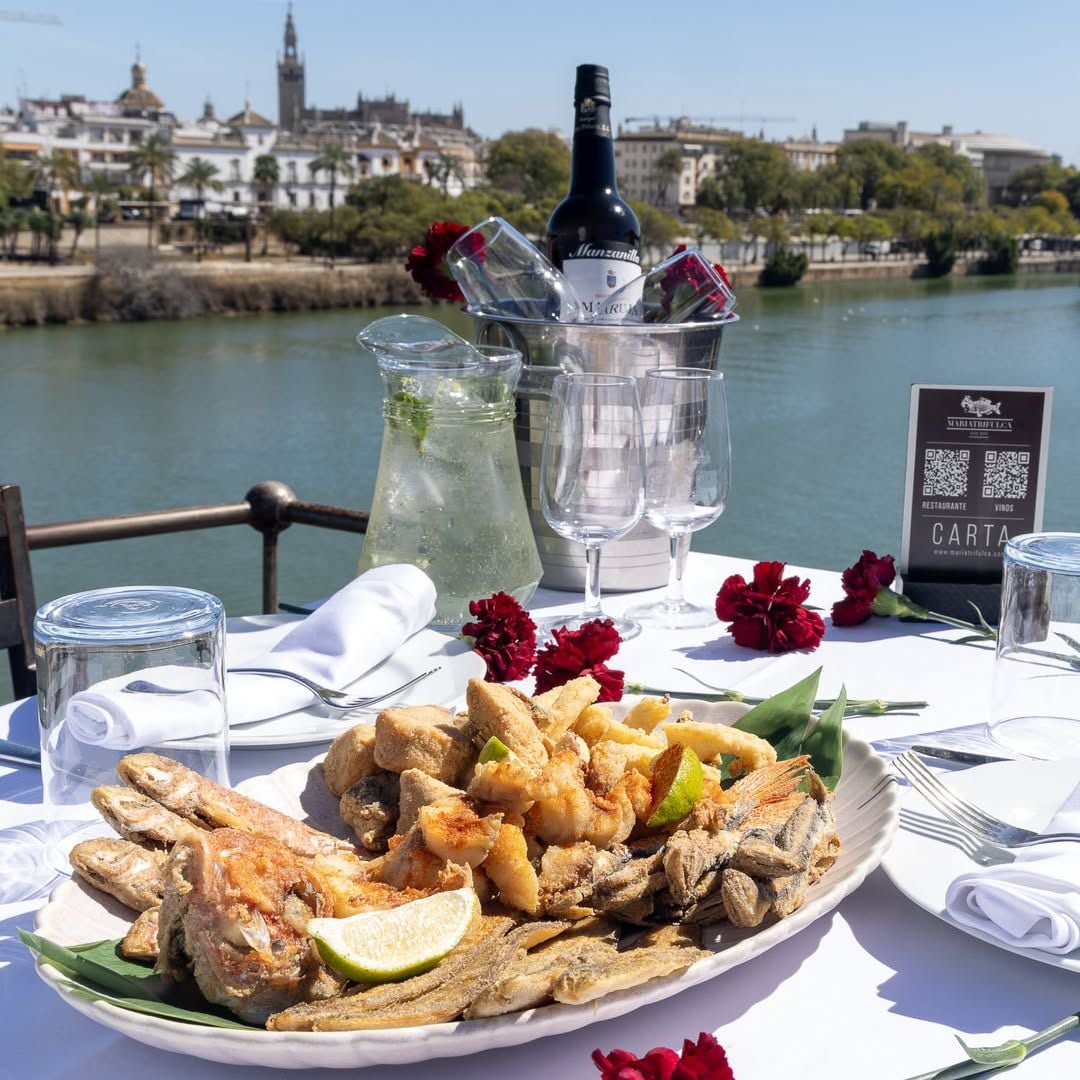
[540,373,645,640]
[626,368,731,629]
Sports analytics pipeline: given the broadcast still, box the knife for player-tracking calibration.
[0,737,40,767]
[908,745,1010,765]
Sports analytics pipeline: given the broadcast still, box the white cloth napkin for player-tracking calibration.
[945,781,1080,954]
[64,564,437,750]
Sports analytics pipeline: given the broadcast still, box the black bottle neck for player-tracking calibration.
[569,102,617,193]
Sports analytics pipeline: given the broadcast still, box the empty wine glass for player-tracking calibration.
[626,368,731,629]
[540,373,645,639]
[447,216,584,323]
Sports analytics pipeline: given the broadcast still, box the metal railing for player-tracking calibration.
[24,480,369,615]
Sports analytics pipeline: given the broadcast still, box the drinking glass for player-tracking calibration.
[626,369,731,629]
[540,373,645,639]
[988,533,1080,758]
[447,216,584,323]
[36,586,229,878]
[600,246,736,324]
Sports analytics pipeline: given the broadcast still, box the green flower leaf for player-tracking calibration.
[732,667,821,742]
[801,685,847,789]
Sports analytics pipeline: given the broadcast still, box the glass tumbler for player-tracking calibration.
[35,585,229,873]
[988,533,1080,759]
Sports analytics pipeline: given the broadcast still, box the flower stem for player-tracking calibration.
[625,672,927,715]
[904,1012,1079,1080]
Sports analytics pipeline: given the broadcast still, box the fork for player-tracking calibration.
[893,750,1080,848]
[123,665,441,712]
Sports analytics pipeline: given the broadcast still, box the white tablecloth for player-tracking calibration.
[1,553,1076,1078]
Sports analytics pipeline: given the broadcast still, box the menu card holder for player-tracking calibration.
[899,384,1052,624]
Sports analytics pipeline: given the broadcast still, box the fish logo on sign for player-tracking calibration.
[961,395,1002,417]
[606,267,617,288]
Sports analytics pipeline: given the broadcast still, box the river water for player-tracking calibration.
[2,273,1078,635]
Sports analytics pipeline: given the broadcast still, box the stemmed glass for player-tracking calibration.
[540,373,645,640]
[626,368,731,629]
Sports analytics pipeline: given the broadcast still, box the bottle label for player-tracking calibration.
[562,243,642,323]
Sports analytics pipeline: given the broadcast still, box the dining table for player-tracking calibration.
[1,551,1077,1079]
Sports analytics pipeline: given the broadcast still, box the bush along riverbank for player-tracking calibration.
[0,253,426,328]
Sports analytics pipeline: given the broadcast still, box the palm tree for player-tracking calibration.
[66,208,92,259]
[308,143,354,267]
[85,173,116,260]
[252,154,280,258]
[129,133,176,250]
[32,150,79,262]
[177,157,224,261]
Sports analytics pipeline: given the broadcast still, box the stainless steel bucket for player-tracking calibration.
[468,309,737,592]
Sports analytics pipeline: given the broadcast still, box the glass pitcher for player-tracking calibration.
[357,343,542,628]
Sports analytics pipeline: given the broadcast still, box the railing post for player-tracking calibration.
[245,481,296,614]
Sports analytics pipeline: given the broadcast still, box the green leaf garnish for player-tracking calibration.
[732,668,822,742]
[800,685,847,790]
[20,930,259,1030]
[386,391,432,454]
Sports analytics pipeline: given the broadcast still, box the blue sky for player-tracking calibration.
[4,0,1077,165]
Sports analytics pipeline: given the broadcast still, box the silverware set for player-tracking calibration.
[893,749,1080,849]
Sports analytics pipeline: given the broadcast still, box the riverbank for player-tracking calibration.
[0,252,1076,328]
[0,260,427,328]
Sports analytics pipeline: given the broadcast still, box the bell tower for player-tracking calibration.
[277,4,305,131]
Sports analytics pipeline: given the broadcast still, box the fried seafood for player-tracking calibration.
[67,675,842,1033]
[157,828,348,1023]
[69,837,168,911]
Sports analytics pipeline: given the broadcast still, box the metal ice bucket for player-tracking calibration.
[468,309,737,591]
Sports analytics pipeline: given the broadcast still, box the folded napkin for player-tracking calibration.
[945,781,1080,954]
[65,564,437,750]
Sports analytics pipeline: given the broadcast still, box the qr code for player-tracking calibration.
[983,450,1030,499]
[923,448,970,497]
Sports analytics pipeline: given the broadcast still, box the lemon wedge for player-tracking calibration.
[307,887,478,983]
[477,735,511,763]
[647,743,703,828]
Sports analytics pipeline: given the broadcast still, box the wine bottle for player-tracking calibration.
[548,64,641,323]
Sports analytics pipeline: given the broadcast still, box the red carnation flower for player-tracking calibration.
[534,618,624,701]
[658,244,734,321]
[461,591,536,682]
[593,1033,735,1080]
[405,220,482,303]
[831,550,897,627]
[673,1033,735,1080]
[715,560,825,653]
[592,1045,680,1080]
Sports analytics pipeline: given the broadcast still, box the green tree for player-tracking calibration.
[714,139,793,214]
[628,199,681,258]
[484,129,569,205]
[759,247,809,286]
[0,150,33,207]
[0,206,28,258]
[423,150,465,196]
[32,150,79,262]
[309,143,356,266]
[695,207,737,250]
[924,225,957,277]
[177,157,224,261]
[252,154,280,258]
[66,208,91,259]
[1032,189,1069,215]
[651,147,683,207]
[85,173,117,259]
[830,141,907,211]
[999,161,1076,207]
[129,133,176,250]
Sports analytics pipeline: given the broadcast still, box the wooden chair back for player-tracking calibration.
[0,484,37,698]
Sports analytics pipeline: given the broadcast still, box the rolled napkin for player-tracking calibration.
[65,564,437,750]
[945,780,1080,954]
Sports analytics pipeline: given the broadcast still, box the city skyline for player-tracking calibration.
[2,0,1076,165]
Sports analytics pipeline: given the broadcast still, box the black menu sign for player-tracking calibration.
[901,384,1052,581]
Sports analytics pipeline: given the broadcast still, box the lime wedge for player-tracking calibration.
[647,744,703,828]
[478,735,511,764]
[308,887,478,983]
